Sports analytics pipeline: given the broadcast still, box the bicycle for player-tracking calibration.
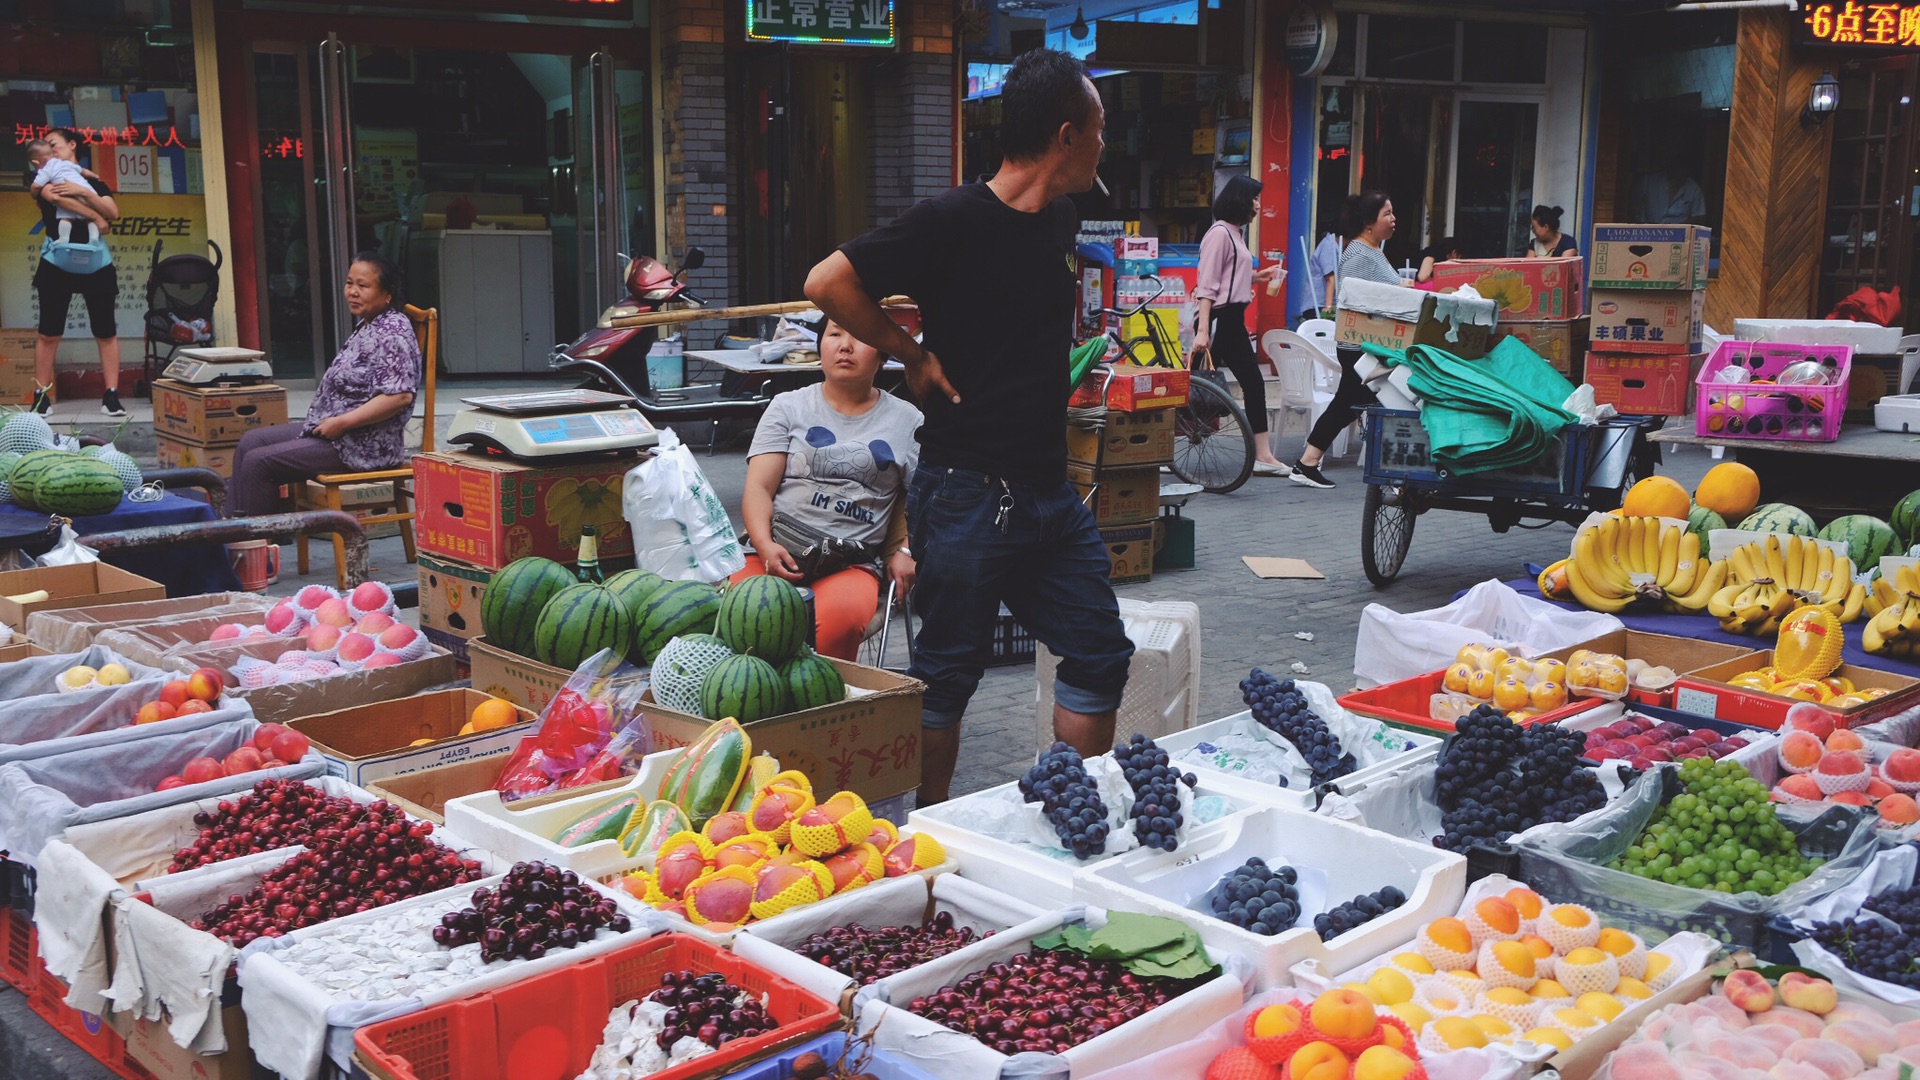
[1091,275,1255,494]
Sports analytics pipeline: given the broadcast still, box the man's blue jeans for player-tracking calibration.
[906,465,1133,729]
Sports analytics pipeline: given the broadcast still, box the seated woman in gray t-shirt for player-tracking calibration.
[737,319,923,660]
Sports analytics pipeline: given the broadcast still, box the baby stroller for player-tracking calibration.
[142,239,223,393]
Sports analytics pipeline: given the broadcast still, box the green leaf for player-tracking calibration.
[1131,953,1217,981]
[1062,924,1093,951]
[1086,912,1187,957]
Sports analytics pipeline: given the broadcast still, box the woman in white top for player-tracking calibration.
[1293,191,1406,490]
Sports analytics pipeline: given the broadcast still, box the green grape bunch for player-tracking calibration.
[1608,758,1822,896]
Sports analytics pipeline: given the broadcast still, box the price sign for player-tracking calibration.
[115,146,155,194]
[748,0,895,46]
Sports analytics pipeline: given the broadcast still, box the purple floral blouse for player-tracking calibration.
[305,307,420,471]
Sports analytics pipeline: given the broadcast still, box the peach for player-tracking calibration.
[1821,1006,1890,1031]
[180,757,226,785]
[1867,778,1896,799]
[186,667,223,702]
[1824,1021,1898,1066]
[1893,1020,1920,1045]
[305,623,343,651]
[1387,1003,1431,1030]
[1768,1063,1829,1080]
[354,611,396,635]
[1826,730,1866,753]
[1817,752,1866,777]
[134,701,176,725]
[313,597,353,627]
[1681,1055,1752,1080]
[1292,1041,1351,1080]
[1708,1036,1782,1071]
[1487,939,1536,979]
[1354,1045,1417,1080]
[1429,1017,1488,1050]
[1597,927,1640,957]
[1392,953,1435,975]
[223,746,263,774]
[155,775,186,791]
[268,730,309,762]
[1831,791,1873,807]
[1745,1025,1801,1055]
[1579,992,1626,1021]
[1788,712,1836,741]
[159,680,192,708]
[1777,775,1823,801]
[1612,1042,1684,1080]
[1752,1008,1828,1040]
[1777,973,1838,1016]
[1878,794,1919,826]
[336,632,377,664]
[209,622,246,642]
[1249,1002,1301,1039]
[251,723,291,752]
[1309,988,1379,1041]
[1781,732,1826,770]
[177,698,213,716]
[360,653,403,669]
[1884,749,1920,784]
[1784,1039,1864,1080]
[1723,972,1778,1015]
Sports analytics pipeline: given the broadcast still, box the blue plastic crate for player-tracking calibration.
[724,1032,941,1080]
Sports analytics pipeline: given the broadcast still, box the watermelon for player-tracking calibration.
[1820,515,1899,573]
[0,413,54,455]
[632,581,722,662]
[699,654,789,726]
[1893,489,1920,550]
[0,451,21,505]
[715,576,809,663]
[34,457,124,516]
[482,557,575,658]
[532,583,633,671]
[8,450,70,510]
[604,568,670,659]
[1686,505,1727,559]
[780,650,845,711]
[1738,503,1817,538]
[96,447,143,493]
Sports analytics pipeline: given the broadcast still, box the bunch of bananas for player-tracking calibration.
[1863,564,1920,658]
[1560,515,1724,614]
[1706,534,1865,636]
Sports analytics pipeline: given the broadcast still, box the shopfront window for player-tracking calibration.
[1461,22,1549,85]
[1599,11,1732,250]
[1365,15,1456,83]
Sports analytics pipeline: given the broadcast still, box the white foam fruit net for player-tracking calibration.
[653,635,736,716]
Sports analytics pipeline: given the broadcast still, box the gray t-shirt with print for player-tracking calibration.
[747,384,923,548]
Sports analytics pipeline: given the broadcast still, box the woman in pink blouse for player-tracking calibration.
[1189,174,1288,475]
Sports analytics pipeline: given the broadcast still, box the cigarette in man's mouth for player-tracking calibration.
[1095,173,1109,196]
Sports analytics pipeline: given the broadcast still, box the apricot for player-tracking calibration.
[1783,1038,1864,1080]
[1473,896,1523,937]
[1525,1028,1575,1052]
[1485,939,1537,980]
[1534,979,1572,999]
[1545,903,1595,928]
[1597,927,1640,957]
[1309,988,1379,1041]
[1723,970,1777,1013]
[1780,731,1826,771]
[1367,968,1416,1007]
[1392,953,1435,975]
[1776,972,1837,1016]
[1579,992,1625,1021]
[1430,1017,1488,1050]
[1250,1002,1302,1039]
[1504,887,1544,919]
[1423,916,1474,956]
[1471,1014,1516,1039]
[1520,934,1556,959]
[1354,1045,1417,1080]
[1822,1020,1897,1065]
[1289,1041,1350,1080]
[1388,1003,1432,1031]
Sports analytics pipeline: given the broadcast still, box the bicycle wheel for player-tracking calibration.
[1170,377,1255,494]
[1361,481,1417,585]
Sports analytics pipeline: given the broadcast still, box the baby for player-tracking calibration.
[27,140,108,242]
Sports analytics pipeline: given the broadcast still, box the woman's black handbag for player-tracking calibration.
[769,512,880,581]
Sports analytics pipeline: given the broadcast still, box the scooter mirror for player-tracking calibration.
[681,246,707,273]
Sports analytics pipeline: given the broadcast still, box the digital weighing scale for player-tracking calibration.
[446,390,660,459]
[162,347,275,385]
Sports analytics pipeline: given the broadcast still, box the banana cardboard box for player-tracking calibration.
[1431,256,1584,320]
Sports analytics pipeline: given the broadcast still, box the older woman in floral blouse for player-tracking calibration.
[232,253,420,514]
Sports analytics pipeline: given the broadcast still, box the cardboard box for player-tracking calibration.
[1541,630,1762,708]
[1585,351,1702,416]
[1678,650,1920,728]
[418,554,491,663]
[0,330,37,407]
[466,634,646,717]
[1589,223,1712,290]
[1589,289,1706,354]
[24,593,272,654]
[1432,257,1585,320]
[151,379,288,445]
[1498,318,1589,375]
[0,563,165,625]
[1101,522,1156,585]
[1068,463,1160,526]
[1066,407,1175,468]
[364,757,629,824]
[413,450,635,571]
[121,1001,252,1080]
[1335,295,1495,359]
[303,478,395,508]
[154,433,236,478]
[1068,364,1191,412]
[1846,352,1914,421]
[288,688,535,786]
[148,637,460,727]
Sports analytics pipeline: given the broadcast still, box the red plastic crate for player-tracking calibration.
[1338,669,1606,734]
[29,963,154,1080]
[353,933,839,1080]
[2,906,33,993]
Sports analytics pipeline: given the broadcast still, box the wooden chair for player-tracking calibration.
[296,305,438,588]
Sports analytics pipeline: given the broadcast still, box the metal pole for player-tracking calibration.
[86,510,372,587]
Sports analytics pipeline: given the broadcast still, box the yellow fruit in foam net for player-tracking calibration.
[1355,1045,1419,1080]
[1367,968,1416,1006]
[1533,979,1571,999]
[1484,987,1533,1007]
[1388,1003,1432,1030]
[1393,953,1435,975]
[1615,978,1653,1001]
[1577,992,1624,1021]
[1344,980,1386,1005]
[1470,1014,1515,1039]
[1525,1028,1574,1052]
[1431,1017,1489,1049]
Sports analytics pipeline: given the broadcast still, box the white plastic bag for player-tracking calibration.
[621,428,746,582]
[38,524,99,565]
[1353,579,1623,688]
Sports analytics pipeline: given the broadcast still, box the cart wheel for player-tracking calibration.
[1169,377,1256,494]
[1361,482,1416,585]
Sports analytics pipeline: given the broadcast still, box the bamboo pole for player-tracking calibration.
[607,296,914,329]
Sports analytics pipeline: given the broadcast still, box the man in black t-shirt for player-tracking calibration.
[806,49,1133,804]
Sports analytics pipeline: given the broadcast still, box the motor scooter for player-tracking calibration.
[553,247,705,396]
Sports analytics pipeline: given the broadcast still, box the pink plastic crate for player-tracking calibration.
[1694,340,1852,442]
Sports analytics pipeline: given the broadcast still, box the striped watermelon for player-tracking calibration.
[604,569,670,658]
[1686,505,1726,560]
[34,457,124,516]
[1893,489,1920,550]
[715,576,808,663]
[1820,515,1899,573]
[1738,503,1817,538]
[780,650,845,711]
[482,557,575,658]
[633,581,722,662]
[0,413,54,455]
[532,583,633,671]
[0,451,21,505]
[699,654,789,725]
[9,450,71,510]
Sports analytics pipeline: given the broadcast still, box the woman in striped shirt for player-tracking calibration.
[1293,190,1405,489]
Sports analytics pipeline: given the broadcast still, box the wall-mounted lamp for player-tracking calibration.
[1803,70,1840,126]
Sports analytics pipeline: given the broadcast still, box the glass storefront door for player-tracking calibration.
[1450,98,1540,260]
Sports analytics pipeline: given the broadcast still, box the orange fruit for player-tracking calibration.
[1493,677,1532,712]
[470,697,520,732]
[1694,462,1761,519]
[1622,475,1691,519]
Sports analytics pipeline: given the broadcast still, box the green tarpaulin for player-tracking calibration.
[1366,336,1579,475]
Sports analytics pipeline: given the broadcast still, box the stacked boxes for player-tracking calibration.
[1585,224,1712,415]
[1065,396,1174,585]
[149,378,289,478]
[1433,257,1586,376]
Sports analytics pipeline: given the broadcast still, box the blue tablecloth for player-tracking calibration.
[0,494,241,597]
[1500,575,1920,680]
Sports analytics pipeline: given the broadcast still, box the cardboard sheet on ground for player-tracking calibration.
[1242,557,1323,579]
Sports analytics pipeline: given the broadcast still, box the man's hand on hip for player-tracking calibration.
[907,347,961,406]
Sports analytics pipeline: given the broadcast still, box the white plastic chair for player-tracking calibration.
[1261,330,1341,456]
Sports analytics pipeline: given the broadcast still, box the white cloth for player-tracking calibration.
[107,898,235,1052]
[31,838,122,1017]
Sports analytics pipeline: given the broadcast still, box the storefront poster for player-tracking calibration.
[353,129,421,221]
[0,192,208,342]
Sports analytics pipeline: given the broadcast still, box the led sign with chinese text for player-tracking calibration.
[1800,3,1920,47]
[748,0,895,46]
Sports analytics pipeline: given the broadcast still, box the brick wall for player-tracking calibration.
[660,0,735,307]
[870,0,957,228]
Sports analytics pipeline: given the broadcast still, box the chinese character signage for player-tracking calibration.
[0,192,208,341]
[748,0,895,46]
[1799,3,1920,47]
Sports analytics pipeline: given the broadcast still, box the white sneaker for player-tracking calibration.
[1251,461,1292,477]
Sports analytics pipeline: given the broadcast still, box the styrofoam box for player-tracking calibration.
[1151,709,1443,809]
[853,905,1248,1080]
[441,748,681,879]
[1734,318,1903,355]
[734,874,1046,1014]
[1560,708,1781,772]
[909,774,1256,907]
[1035,600,1202,753]
[1069,804,1467,991]
[1876,393,1920,433]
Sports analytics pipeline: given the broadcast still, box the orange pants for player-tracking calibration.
[730,555,879,661]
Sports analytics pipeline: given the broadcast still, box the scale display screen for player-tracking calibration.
[522,410,653,444]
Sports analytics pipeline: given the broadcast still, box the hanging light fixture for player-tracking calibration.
[1803,70,1841,126]
[1070,5,1090,39]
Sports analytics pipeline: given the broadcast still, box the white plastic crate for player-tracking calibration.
[1034,599,1202,752]
[909,773,1255,907]
[1154,710,1443,810]
[852,905,1248,1080]
[1070,804,1467,991]
[441,749,682,879]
